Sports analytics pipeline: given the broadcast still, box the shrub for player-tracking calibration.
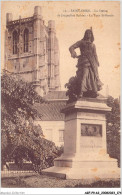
[1,72,63,173]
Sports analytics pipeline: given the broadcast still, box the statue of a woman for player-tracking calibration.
[69,28,103,98]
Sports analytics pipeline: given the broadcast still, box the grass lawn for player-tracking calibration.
[1,172,120,188]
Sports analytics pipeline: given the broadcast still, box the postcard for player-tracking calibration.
[1,1,121,194]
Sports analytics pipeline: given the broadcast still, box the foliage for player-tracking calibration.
[2,72,43,122]
[106,96,120,166]
[2,177,30,188]
[1,72,63,171]
[1,176,31,188]
[2,175,120,188]
[66,179,120,188]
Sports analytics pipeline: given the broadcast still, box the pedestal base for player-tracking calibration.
[42,165,120,180]
[42,99,120,180]
[42,153,120,179]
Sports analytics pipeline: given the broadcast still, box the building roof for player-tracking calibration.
[44,90,105,100]
[35,91,106,121]
[44,91,68,101]
[34,101,66,121]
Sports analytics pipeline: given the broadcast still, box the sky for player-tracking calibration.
[1,1,120,98]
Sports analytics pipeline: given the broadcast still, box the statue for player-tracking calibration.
[66,28,103,102]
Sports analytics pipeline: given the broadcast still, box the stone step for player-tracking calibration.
[42,166,69,179]
[42,166,120,180]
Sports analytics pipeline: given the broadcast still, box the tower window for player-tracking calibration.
[24,28,29,53]
[13,30,18,54]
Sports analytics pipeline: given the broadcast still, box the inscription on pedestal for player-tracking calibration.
[81,124,102,137]
[80,124,102,148]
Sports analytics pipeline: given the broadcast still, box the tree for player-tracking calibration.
[1,72,62,171]
[106,96,120,166]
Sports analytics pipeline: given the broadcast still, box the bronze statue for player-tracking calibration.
[69,28,103,99]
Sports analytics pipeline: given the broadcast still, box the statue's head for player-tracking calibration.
[83,29,94,42]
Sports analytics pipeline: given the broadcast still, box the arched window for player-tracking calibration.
[13,30,18,54]
[24,28,29,53]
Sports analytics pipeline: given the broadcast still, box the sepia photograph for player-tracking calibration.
[1,0,121,193]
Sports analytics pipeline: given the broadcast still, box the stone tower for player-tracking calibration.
[4,6,61,96]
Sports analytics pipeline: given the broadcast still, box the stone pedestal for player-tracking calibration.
[42,98,120,179]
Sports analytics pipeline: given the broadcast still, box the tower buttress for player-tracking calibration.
[33,6,47,96]
[54,37,61,90]
[6,13,13,24]
[48,20,61,91]
[4,29,8,71]
[48,20,55,90]
[33,6,42,81]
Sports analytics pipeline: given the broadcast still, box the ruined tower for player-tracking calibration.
[5,6,61,95]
